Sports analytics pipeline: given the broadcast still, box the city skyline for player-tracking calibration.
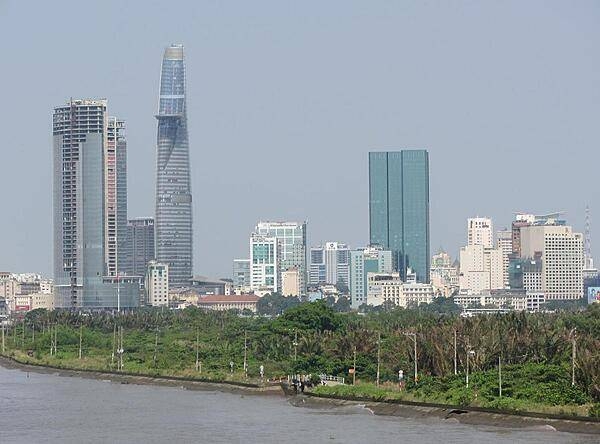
[1,1,599,278]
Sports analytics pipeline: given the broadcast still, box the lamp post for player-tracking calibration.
[376,331,381,387]
[404,332,417,384]
[352,346,356,386]
[453,329,457,375]
[243,330,248,379]
[571,328,577,387]
[293,330,298,362]
[466,349,475,388]
[498,355,502,397]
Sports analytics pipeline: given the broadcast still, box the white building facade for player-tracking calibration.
[281,268,301,297]
[519,225,583,300]
[309,242,350,286]
[254,221,307,294]
[468,217,493,248]
[250,234,280,294]
[367,272,434,308]
[146,261,169,306]
[496,229,512,289]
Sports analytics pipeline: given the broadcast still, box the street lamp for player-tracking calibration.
[466,349,475,388]
[403,332,417,384]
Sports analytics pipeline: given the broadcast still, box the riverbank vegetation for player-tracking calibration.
[1,301,599,416]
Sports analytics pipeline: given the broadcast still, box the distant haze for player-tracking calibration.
[0,1,598,278]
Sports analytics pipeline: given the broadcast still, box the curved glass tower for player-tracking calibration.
[155,44,193,287]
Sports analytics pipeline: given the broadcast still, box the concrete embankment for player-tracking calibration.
[295,392,600,435]
[0,355,284,397]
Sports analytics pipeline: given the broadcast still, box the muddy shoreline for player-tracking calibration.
[0,355,283,396]
[2,355,599,435]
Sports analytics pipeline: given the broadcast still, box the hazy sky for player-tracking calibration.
[1,0,599,278]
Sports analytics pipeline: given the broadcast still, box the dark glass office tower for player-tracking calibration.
[155,44,193,287]
[369,150,430,283]
[122,218,155,277]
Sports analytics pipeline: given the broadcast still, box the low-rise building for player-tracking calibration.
[197,294,260,313]
[367,271,434,308]
[190,276,233,296]
[454,290,545,312]
[169,288,200,306]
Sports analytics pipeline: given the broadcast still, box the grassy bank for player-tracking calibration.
[311,365,594,418]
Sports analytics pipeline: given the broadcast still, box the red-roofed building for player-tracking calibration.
[197,294,260,313]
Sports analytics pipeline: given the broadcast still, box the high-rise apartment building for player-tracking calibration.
[459,244,504,294]
[250,234,280,294]
[146,261,169,306]
[121,218,155,277]
[349,246,393,308]
[155,44,193,288]
[369,150,430,282]
[309,242,350,286]
[105,117,128,277]
[511,213,565,256]
[233,259,251,288]
[519,224,583,300]
[254,221,307,294]
[497,229,512,288]
[459,217,504,294]
[53,99,137,308]
[467,217,493,248]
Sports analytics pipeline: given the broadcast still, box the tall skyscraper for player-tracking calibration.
[155,44,193,288]
[106,117,128,277]
[309,242,350,286]
[53,99,137,308]
[369,150,430,282]
[121,218,155,277]
[254,221,307,294]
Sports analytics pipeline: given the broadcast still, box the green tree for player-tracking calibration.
[277,300,341,332]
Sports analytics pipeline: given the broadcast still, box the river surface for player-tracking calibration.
[0,366,596,443]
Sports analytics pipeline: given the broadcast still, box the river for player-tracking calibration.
[0,366,596,443]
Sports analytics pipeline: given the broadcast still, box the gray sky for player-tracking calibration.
[1,0,599,278]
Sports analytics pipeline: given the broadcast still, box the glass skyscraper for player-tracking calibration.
[121,217,155,277]
[53,99,138,308]
[155,44,193,288]
[369,150,430,283]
